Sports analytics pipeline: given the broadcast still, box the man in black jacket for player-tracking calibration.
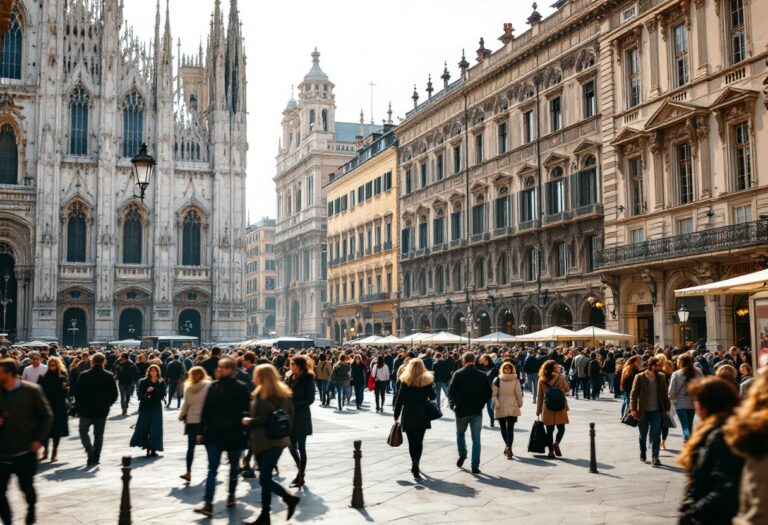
[73,353,118,466]
[165,354,185,408]
[0,358,52,525]
[432,353,454,408]
[448,352,492,474]
[195,357,250,517]
[113,352,138,416]
[200,347,221,379]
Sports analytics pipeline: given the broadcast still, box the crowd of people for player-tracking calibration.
[0,340,764,524]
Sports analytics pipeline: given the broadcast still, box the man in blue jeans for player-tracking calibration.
[448,352,492,474]
[432,352,454,407]
[629,357,670,467]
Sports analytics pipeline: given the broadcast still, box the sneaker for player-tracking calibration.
[194,503,213,517]
[456,457,466,468]
[660,440,667,450]
[640,450,647,462]
[652,458,662,467]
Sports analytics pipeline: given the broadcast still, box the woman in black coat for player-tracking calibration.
[285,356,315,488]
[130,364,166,457]
[37,356,69,461]
[350,355,367,410]
[394,358,436,480]
[477,354,499,427]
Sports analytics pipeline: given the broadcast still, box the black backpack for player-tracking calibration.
[544,377,566,412]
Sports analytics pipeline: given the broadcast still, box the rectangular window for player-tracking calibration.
[673,24,689,87]
[587,236,599,273]
[629,157,645,215]
[556,243,569,277]
[475,133,484,164]
[436,154,444,180]
[574,168,598,208]
[334,197,341,214]
[341,195,348,211]
[327,202,334,216]
[630,228,645,244]
[494,196,509,228]
[453,145,462,173]
[350,190,355,208]
[546,178,567,215]
[358,232,364,253]
[519,188,537,222]
[677,143,693,205]
[420,161,428,188]
[625,48,641,108]
[433,217,445,245]
[550,97,562,132]
[729,0,747,64]
[383,171,393,190]
[374,176,382,195]
[451,211,461,240]
[404,168,412,194]
[498,122,508,154]
[526,249,539,282]
[471,204,486,235]
[265,278,276,290]
[365,181,373,200]
[385,222,392,244]
[367,228,373,251]
[358,185,364,203]
[523,110,534,143]
[349,236,355,257]
[734,122,752,190]
[387,272,392,293]
[734,204,752,224]
[376,274,382,293]
[307,176,313,205]
[583,81,596,118]
[677,217,694,234]
[418,222,428,249]
[375,224,381,247]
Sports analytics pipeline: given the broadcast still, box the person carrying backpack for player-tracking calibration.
[535,359,570,459]
[241,364,300,525]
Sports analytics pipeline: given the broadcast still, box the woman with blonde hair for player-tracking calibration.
[492,361,523,459]
[678,376,743,525]
[536,359,570,458]
[241,364,300,525]
[37,356,69,461]
[724,367,768,525]
[393,358,436,479]
[178,366,210,481]
[130,364,166,457]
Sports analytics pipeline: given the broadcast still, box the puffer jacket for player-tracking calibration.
[491,373,523,418]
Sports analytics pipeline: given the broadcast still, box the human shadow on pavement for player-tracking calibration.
[42,465,97,480]
[418,474,478,498]
[293,487,330,522]
[474,474,538,492]
[514,455,557,467]
[130,455,163,468]
[558,457,616,470]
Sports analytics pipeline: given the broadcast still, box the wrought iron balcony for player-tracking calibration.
[519,219,541,231]
[596,220,768,269]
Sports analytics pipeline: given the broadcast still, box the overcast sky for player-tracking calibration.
[123,1,555,222]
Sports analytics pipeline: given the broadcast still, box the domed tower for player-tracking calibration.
[281,90,299,153]
[297,48,336,137]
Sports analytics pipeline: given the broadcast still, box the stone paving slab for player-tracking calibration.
[7,389,685,524]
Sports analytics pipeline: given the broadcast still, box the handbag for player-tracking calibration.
[367,374,375,391]
[527,419,547,454]
[662,408,677,429]
[621,412,639,427]
[387,422,403,447]
[425,400,442,421]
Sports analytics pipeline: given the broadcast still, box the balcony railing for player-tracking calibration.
[175,267,211,281]
[450,238,467,248]
[373,244,382,253]
[596,220,768,269]
[471,232,490,243]
[116,265,152,280]
[519,219,540,231]
[433,242,447,253]
[359,292,390,303]
[59,264,94,280]
[493,226,515,238]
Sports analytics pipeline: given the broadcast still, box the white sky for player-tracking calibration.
[123,0,555,222]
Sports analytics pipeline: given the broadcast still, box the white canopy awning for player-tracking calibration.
[675,268,768,297]
[571,326,634,341]
[369,335,401,346]
[13,340,51,349]
[108,339,142,347]
[355,335,383,345]
[421,331,469,345]
[473,331,518,345]
[516,326,579,342]
[397,332,432,344]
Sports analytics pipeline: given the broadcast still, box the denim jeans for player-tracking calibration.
[78,417,106,458]
[118,384,132,412]
[316,379,329,405]
[256,447,289,513]
[676,408,695,442]
[353,383,365,408]
[167,380,179,406]
[456,413,482,468]
[335,384,345,410]
[203,445,241,504]
[485,399,495,425]
[621,391,630,417]
[638,410,662,459]
[526,373,539,395]
[605,373,615,393]
[434,381,449,407]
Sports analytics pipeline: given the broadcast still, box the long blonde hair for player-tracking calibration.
[398,358,434,388]
[185,365,210,388]
[723,366,768,458]
[253,364,293,400]
[45,356,68,379]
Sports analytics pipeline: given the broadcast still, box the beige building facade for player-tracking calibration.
[324,128,399,342]
[245,218,277,338]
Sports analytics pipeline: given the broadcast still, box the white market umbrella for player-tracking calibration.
[572,326,634,341]
[516,326,579,343]
[675,268,768,297]
[421,331,469,345]
[14,340,51,349]
[397,332,432,345]
[108,339,142,348]
[370,335,400,346]
[356,335,383,345]
[474,331,518,345]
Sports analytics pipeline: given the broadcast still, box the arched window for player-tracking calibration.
[69,88,89,155]
[474,258,486,288]
[309,109,316,130]
[67,203,87,262]
[0,124,17,184]
[435,266,445,293]
[418,270,427,296]
[122,91,144,157]
[498,255,509,285]
[0,9,22,80]
[321,109,328,131]
[182,210,201,266]
[123,205,143,264]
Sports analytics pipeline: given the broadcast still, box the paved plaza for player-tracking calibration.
[10,389,685,524]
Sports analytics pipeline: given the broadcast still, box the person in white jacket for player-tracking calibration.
[178,366,211,481]
[371,355,390,413]
[492,361,523,459]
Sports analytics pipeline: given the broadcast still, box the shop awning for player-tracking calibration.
[674,268,768,297]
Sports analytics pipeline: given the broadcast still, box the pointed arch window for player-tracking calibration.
[122,91,144,157]
[70,88,89,156]
[0,9,22,80]
[67,203,87,262]
[123,205,143,264]
[0,124,18,184]
[182,210,202,266]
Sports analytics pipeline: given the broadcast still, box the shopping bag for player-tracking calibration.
[527,419,547,454]
[387,422,403,447]
[425,400,443,421]
[368,374,375,391]
[662,408,677,429]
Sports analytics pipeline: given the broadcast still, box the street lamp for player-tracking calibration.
[131,143,156,201]
[67,318,79,347]
[0,273,11,335]
[182,320,193,335]
[128,323,136,339]
[678,304,689,349]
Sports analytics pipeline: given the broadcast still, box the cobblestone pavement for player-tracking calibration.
[9,388,685,524]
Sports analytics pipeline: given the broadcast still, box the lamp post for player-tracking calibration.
[128,324,136,339]
[67,318,79,348]
[678,304,689,350]
[0,273,11,335]
[182,320,193,335]
[131,143,156,201]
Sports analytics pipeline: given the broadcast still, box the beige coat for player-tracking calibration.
[734,454,768,525]
[492,373,523,418]
[178,381,210,425]
[536,373,570,426]
[315,361,332,381]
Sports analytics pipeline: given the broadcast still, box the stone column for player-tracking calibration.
[694,0,709,77]
[649,133,666,209]
[705,295,722,351]
[646,18,661,97]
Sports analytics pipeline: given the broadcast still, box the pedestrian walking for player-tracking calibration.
[723,366,768,525]
[350,354,367,410]
[678,377,743,525]
[241,364,300,525]
[492,361,523,459]
[603,351,616,394]
[113,352,138,416]
[330,354,350,411]
[432,352,453,408]
[448,352,492,474]
[72,353,118,466]
[668,354,702,442]
[314,354,332,407]
[620,355,641,417]
[371,355,390,412]
[195,357,250,517]
[587,353,603,400]
[285,356,314,488]
[178,366,211,482]
[629,356,671,466]
[130,364,166,457]
[523,349,541,395]
[165,354,186,408]
[393,358,436,480]
[0,358,52,525]
[36,357,69,462]
[737,363,755,398]
[20,352,47,385]
[536,359,570,458]
[478,354,499,427]
[200,347,221,379]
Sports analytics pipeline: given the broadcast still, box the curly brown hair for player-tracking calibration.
[723,367,768,458]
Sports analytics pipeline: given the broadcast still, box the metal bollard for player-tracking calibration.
[351,440,364,508]
[589,422,598,474]
[119,456,132,524]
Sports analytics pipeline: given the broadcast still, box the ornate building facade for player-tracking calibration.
[0,0,247,345]
[245,218,277,338]
[595,0,768,349]
[273,50,364,338]
[397,2,607,338]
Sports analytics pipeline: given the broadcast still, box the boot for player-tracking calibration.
[194,502,213,517]
[411,462,421,480]
[284,495,300,520]
[243,512,271,525]
[547,446,556,459]
[290,471,305,488]
[50,445,58,462]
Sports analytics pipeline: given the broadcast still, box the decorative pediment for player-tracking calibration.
[470,180,489,195]
[516,163,537,178]
[710,87,759,110]
[573,139,601,156]
[644,99,706,132]
[711,88,758,140]
[492,172,513,188]
[448,192,464,208]
[611,127,645,146]
[543,152,568,168]
[431,197,448,211]
[415,204,430,217]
